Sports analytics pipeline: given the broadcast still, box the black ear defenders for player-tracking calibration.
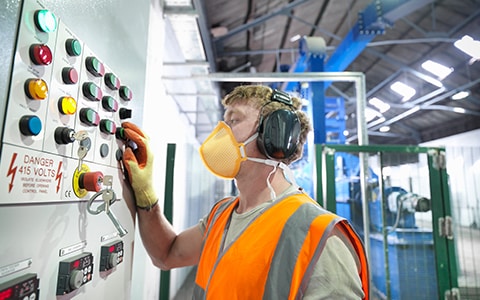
[257,89,301,159]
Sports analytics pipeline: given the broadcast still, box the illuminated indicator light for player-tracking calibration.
[109,246,115,253]
[34,9,57,32]
[19,115,42,136]
[58,96,77,115]
[62,67,79,84]
[102,96,118,112]
[73,260,80,269]
[25,78,48,100]
[85,56,105,77]
[105,73,120,90]
[100,119,116,135]
[119,86,133,101]
[65,38,82,56]
[29,44,53,65]
[82,82,102,101]
[0,287,13,298]
[80,108,100,126]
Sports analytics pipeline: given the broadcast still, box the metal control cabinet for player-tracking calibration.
[0,0,149,298]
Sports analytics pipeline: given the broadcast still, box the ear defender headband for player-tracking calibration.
[257,89,301,160]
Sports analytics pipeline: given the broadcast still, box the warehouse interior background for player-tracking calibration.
[0,0,479,299]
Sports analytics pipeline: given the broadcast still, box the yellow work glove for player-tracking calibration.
[121,122,158,210]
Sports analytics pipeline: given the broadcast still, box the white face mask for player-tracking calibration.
[199,121,298,199]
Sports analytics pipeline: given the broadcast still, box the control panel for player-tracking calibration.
[0,0,133,204]
[0,273,39,300]
[56,253,94,295]
[0,0,141,299]
[99,241,124,272]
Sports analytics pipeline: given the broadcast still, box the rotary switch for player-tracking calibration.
[100,240,124,271]
[55,127,75,144]
[56,252,94,295]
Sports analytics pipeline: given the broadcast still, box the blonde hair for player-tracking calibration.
[222,85,312,165]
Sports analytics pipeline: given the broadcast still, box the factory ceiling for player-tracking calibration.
[162,0,480,145]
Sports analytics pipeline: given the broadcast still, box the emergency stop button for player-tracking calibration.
[29,44,53,65]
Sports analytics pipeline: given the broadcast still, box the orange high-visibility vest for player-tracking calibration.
[193,193,370,299]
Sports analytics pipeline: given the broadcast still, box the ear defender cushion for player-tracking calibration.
[257,109,301,159]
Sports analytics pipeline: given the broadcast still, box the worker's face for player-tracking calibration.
[223,103,259,145]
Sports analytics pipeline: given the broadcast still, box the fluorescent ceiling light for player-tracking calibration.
[453,107,466,114]
[390,81,416,102]
[421,60,453,80]
[369,97,390,113]
[290,34,301,42]
[454,35,480,61]
[451,90,470,100]
[379,126,390,132]
[365,107,382,122]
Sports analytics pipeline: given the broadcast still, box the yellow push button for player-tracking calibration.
[24,78,48,100]
[58,96,77,115]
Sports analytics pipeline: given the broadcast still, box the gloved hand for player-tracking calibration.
[121,122,158,210]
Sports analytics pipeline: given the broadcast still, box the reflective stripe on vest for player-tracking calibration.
[193,193,369,299]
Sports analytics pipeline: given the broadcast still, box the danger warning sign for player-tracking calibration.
[1,144,66,204]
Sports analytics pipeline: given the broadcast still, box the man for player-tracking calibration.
[121,85,369,299]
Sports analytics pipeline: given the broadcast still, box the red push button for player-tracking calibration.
[79,108,100,126]
[85,56,105,77]
[29,44,53,65]
[24,78,48,100]
[82,82,102,101]
[62,67,78,84]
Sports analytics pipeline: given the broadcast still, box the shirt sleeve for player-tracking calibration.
[303,234,365,299]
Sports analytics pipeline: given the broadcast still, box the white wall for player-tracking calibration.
[131,1,222,298]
